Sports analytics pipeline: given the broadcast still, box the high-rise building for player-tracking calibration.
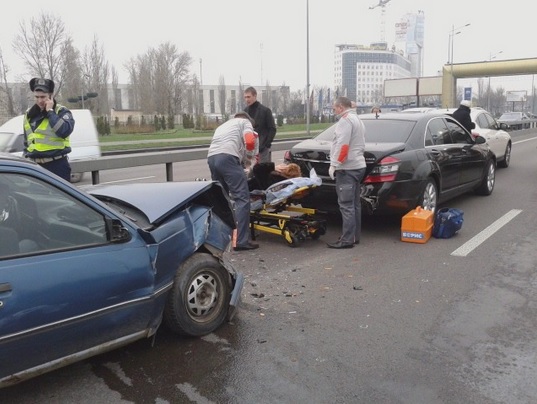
[333,10,424,105]
[395,10,425,77]
[334,43,412,104]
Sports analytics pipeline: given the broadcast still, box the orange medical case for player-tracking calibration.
[401,206,434,244]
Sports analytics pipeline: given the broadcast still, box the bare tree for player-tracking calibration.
[264,80,273,111]
[287,89,306,119]
[124,42,192,116]
[0,46,16,117]
[111,66,119,110]
[82,36,110,115]
[492,87,506,117]
[59,38,82,105]
[475,78,485,107]
[124,58,140,110]
[191,75,201,116]
[218,75,226,116]
[136,54,155,114]
[13,12,72,94]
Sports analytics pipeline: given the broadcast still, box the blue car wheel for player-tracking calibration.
[164,253,231,337]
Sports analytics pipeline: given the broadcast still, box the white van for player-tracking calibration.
[0,109,101,182]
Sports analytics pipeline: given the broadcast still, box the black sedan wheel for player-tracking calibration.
[418,179,438,213]
[475,160,495,195]
[164,253,231,337]
[497,143,511,168]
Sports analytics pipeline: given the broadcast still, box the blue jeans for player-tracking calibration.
[208,154,251,246]
[335,168,366,244]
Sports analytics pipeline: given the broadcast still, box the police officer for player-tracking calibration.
[24,78,75,181]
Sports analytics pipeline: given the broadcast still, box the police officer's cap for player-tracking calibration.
[29,78,55,93]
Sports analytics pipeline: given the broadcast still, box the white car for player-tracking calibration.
[433,107,512,168]
[0,109,101,182]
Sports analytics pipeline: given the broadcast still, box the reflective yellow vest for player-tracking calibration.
[24,106,71,153]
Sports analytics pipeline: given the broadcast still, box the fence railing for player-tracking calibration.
[69,123,537,185]
[70,140,301,185]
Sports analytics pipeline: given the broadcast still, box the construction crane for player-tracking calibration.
[369,0,392,42]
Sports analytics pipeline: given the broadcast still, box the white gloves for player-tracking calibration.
[328,165,336,180]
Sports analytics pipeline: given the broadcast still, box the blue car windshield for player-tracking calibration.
[315,120,415,143]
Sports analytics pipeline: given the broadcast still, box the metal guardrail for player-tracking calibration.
[70,140,302,185]
[69,123,537,185]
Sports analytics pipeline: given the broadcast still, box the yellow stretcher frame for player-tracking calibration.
[249,186,327,247]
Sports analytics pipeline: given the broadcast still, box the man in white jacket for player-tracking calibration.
[208,112,259,251]
[327,96,367,249]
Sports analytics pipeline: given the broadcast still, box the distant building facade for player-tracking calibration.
[0,82,289,125]
[334,43,412,105]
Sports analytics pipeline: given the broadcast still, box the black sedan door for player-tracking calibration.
[445,118,487,186]
[425,117,462,192]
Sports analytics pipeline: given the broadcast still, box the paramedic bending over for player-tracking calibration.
[207,112,259,251]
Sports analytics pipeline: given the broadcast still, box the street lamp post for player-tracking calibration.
[487,51,503,112]
[305,0,310,137]
[448,23,471,107]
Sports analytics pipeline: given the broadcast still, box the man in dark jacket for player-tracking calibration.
[244,86,277,163]
[451,100,475,133]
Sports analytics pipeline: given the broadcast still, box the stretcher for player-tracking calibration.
[249,170,327,247]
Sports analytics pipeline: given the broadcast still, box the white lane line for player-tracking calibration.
[513,137,537,145]
[451,209,522,257]
[100,176,156,184]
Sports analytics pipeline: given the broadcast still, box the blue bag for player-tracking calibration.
[432,208,464,238]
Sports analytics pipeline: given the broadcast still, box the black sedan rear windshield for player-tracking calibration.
[315,120,415,143]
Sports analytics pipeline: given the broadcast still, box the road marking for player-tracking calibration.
[513,137,537,145]
[101,176,156,184]
[451,209,522,257]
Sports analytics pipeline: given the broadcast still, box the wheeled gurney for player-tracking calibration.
[248,165,327,247]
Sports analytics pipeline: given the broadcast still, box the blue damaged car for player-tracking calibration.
[0,154,243,388]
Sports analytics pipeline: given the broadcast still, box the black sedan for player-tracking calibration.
[284,112,496,215]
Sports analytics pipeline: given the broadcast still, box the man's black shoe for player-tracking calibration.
[326,241,354,249]
[234,242,259,251]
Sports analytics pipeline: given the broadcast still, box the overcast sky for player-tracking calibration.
[1,0,534,94]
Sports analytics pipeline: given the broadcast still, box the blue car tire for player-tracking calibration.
[164,253,231,337]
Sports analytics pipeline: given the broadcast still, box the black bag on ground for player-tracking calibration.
[432,208,464,238]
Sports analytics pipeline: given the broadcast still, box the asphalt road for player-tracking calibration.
[2,134,537,403]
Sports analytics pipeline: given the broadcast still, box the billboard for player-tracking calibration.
[395,19,408,41]
[506,91,527,102]
[384,77,442,97]
[384,78,418,97]
[418,76,442,96]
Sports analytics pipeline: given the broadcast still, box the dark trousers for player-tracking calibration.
[335,168,366,244]
[208,154,251,246]
[40,156,71,182]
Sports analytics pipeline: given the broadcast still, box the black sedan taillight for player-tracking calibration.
[363,156,401,183]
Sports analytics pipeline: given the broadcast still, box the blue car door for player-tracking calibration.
[0,172,156,380]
